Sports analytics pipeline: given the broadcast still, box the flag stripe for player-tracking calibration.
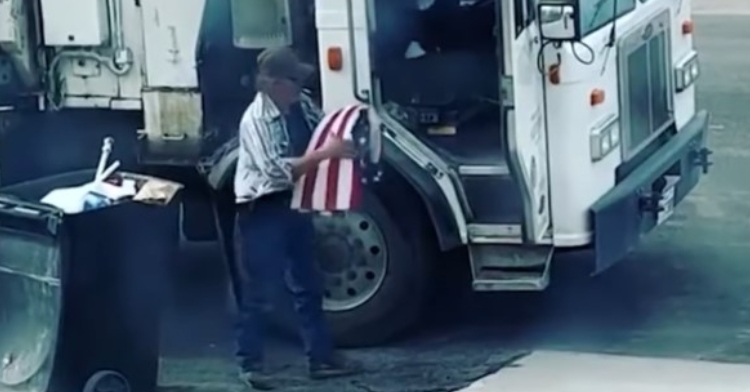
[299,109,343,210]
[291,104,367,212]
[325,105,360,210]
[336,106,364,210]
[337,157,355,210]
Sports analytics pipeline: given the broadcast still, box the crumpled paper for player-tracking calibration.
[132,177,183,205]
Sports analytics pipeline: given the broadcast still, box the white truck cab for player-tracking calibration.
[311,0,711,338]
[0,0,711,348]
[316,0,710,277]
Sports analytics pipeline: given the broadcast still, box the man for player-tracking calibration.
[233,46,362,390]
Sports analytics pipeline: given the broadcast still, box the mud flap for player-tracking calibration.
[590,111,710,274]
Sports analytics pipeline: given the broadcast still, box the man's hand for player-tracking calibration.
[290,136,357,180]
[320,136,357,159]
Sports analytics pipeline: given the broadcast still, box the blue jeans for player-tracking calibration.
[235,192,334,369]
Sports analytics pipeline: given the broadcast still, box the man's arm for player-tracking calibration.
[241,117,332,186]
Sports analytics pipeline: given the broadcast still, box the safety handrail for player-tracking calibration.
[345,0,369,102]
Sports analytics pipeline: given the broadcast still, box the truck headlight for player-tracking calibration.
[590,116,620,162]
[674,51,700,93]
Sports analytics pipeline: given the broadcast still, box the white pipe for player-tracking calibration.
[107,0,125,49]
[95,160,121,184]
[106,0,132,73]
[95,137,114,181]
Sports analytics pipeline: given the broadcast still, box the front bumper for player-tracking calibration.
[590,110,712,274]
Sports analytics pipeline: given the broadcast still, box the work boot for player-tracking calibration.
[239,367,275,391]
[309,353,364,380]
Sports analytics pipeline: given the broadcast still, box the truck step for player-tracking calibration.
[467,223,522,244]
[458,171,523,225]
[468,244,553,291]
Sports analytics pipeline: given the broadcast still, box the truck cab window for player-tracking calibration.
[578,0,636,36]
[513,0,536,36]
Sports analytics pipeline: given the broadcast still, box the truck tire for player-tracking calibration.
[263,190,432,347]
[324,191,431,347]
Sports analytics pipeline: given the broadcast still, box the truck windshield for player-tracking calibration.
[578,0,636,36]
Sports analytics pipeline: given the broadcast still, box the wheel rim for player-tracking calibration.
[85,371,129,392]
[313,212,388,312]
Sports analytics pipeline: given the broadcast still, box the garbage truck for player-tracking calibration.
[0,0,711,348]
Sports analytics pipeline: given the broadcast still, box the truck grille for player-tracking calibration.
[618,10,673,159]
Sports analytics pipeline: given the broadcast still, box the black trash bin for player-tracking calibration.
[0,169,180,392]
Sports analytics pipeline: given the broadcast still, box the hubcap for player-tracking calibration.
[313,212,388,312]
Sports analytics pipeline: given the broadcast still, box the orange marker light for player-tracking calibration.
[327,47,343,71]
[682,19,694,35]
[548,64,561,85]
[590,89,605,106]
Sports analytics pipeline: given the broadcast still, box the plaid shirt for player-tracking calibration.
[233,93,324,203]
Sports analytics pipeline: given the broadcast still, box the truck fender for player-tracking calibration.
[199,137,462,251]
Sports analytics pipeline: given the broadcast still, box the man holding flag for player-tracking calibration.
[232,46,363,390]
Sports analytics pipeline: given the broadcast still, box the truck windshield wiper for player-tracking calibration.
[606,0,618,47]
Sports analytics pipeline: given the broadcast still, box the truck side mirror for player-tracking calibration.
[538,3,579,41]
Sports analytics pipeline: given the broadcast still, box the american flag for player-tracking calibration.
[291,104,368,212]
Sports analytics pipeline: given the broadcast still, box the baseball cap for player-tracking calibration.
[257,46,315,83]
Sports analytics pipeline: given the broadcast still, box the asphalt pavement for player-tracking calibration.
[157,10,750,392]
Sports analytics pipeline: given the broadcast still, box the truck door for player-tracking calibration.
[502,0,552,243]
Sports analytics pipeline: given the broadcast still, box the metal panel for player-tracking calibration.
[230,0,292,48]
[39,0,109,46]
[54,0,144,104]
[138,90,203,165]
[0,0,38,88]
[140,0,205,88]
[502,0,552,244]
